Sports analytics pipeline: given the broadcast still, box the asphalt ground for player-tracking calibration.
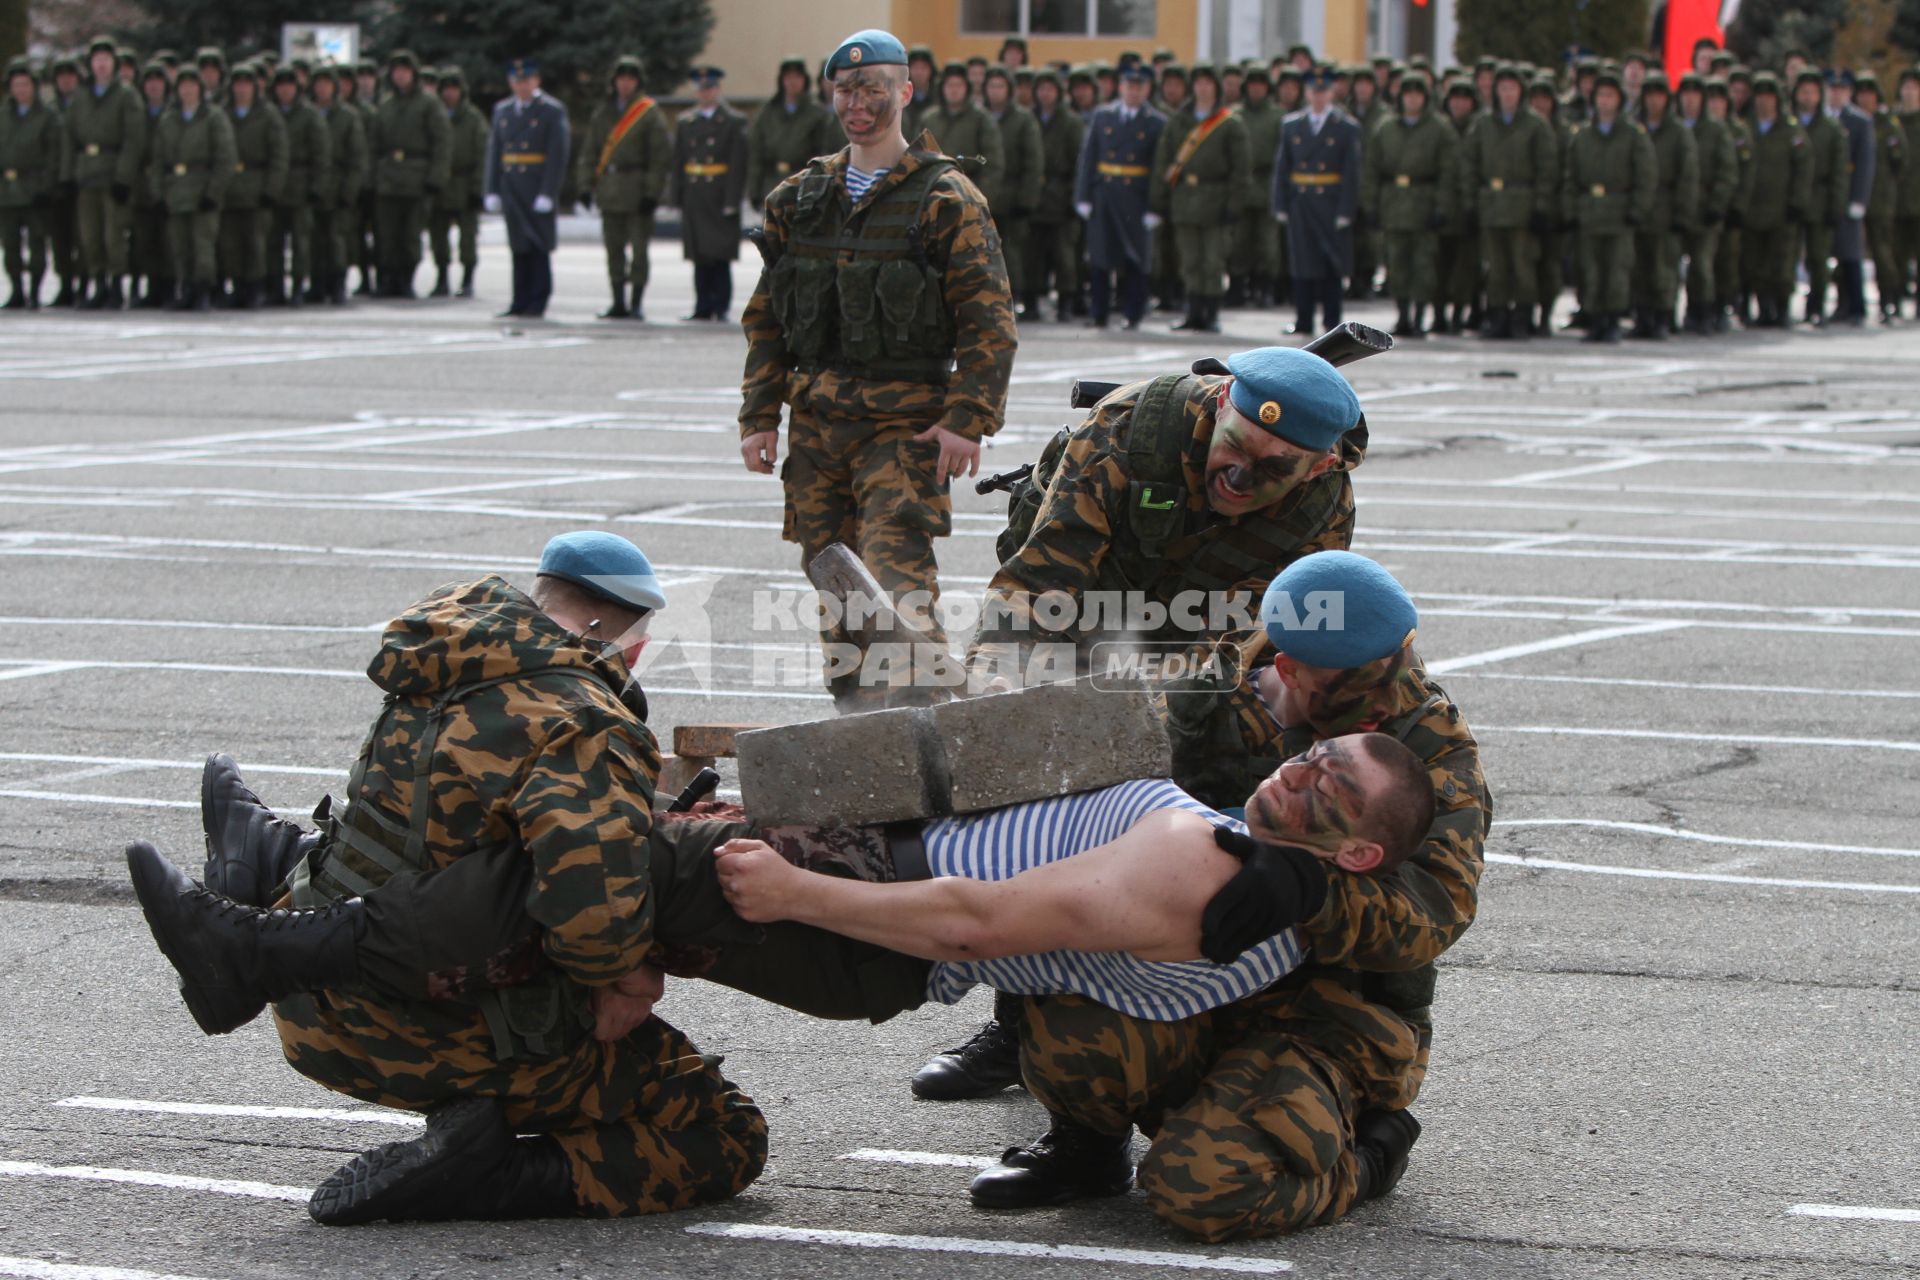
[0,237,1916,1280]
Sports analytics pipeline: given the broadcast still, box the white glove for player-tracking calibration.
[1274,211,1289,224]
[1846,201,1866,220]
[532,194,554,214]
[1143,211,1163,230]
[1074,201,1093,220]
[1335,214,1352,230]
[483,193,502,214]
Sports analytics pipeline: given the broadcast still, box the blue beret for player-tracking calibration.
[505,57,539,78]
[1224,346,1362,451]
[826,30,906,75]
[1262,552,1417,669]
[538,532,667,613]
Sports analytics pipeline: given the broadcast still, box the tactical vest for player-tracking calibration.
[997,373,1355,617]
[767,151,959,384]
[291,669,614,1060]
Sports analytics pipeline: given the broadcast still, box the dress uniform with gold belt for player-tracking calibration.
[484,57,570,318]
[1072,60,1165,328]
[1272,68,1362,335]
[670,66,749,321]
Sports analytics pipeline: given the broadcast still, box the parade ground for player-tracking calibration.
[0,238,1915,1280]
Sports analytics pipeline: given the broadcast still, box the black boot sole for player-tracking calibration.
[309,1097,501,1225]
[969,1164,1134,1209]
[201,753,309,907]
[125,841,267,1035]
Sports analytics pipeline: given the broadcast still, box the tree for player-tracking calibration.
[1727,0,1849,69]
[0,0,25,67]
[1456,0,1652,70]
[1894,0,1920,60]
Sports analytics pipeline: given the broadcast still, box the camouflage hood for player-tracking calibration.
[367,575,648,720]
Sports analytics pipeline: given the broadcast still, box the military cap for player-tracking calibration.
[116,51,138,71]
[982,64,1014,88]
[1727,65,1753,86]
[5,58,35,84]
[1494,62,1525,86]
[49,55,79,76]
[906,44,936,66]
[439,67,467,91]
[1092,61,1116,78]
[1119,60,1153,83]
[1286,43,1314,61]
[1031,67,1063,93]
[195,47,227,69]
[1528,77,1558,100]
[775,54,807,79]
[612,55,645,81]
[1708,50,1735,70]
[1574,56,1600,75]
[1677,72,1705,95]
[1407,54,1433,71]
[1346,64,1376,85]
[965,55,988,70]
[229,62,259,83]
[1899,67,1920,89]
[1792,67,1824,93]
[1159,62,1188,81]
[937,58,970,85]
[386,49,420,70]
[1277,65,1304,84]
[1591,68,1624,96]
[354,58,377,76]
[271,64,299,86]
[1443,76,1476,102]
[538,532,667,614]
[1704,76,1731,100]
[1621,49,1650,68]
[507,56,543,78]
[87,35,118,58]
[290,57,312,75]
[1242,64,1271,88]
[999,36,1028,57]
[1750,71,1782,98]
[1397,71,1431,98]
[174,66,204,89]
[1854,72,1882,97]
[1188,62,1220,89]
[1642,70,1671,96]
[1066,63,1096,86]
[140,60,169,83]
[1013,67,1034,83]
[1474,55,1497,72]
[1221,346,1361,451]
[155,49,182,67]
[1261,552,1416,669]
[419,66,442,82]
[1303,65,1337,91]
[308,65,340,86]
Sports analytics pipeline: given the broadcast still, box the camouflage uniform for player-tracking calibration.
[273,576,766,1218]
[1022,660,1489,1242]
[741,136,1016,706]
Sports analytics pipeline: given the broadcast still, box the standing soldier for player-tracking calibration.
[1826,72,1876,326]
[1708,78,1753,330]
[1627,72,1697,339]
[747,56,841,212]
[1527,77,1570,334]
[1273,67,1361,337]
[152,67,236,311]
[1562,57,1600,127]
[1791,68,1845,326]
[195,48,228,105]
[68,36,147,310]
[267,66,328,307]
[219,65,288,310]
[1852,75,1905,323]
[1231,66,1283,310]
[917,60,1005,211]
[131,63,172,309]
[1677,73,1737,334]
[1029,69,1085,321]
[308,67,365,306]
[345,58,380,296]
[579,56,671,321]
[1074,59,1164,330]
[983,66,1043,319]
[1563,69,1655,344]
[1151,63,1249,333]
[1346,65,1386,300]
[1740,74,1810,329]
[2,60,63,310]
[429,69,487,300]
[1458,64,1557,339]
[1149,63,1188,313]
[738,28,1015,711]
[46,58,82,307]
[1365,71,1456,338]
[483,58,568,319]
[1897,70,1920,318]
[668,66,748,322]
[1436,79,1480,333]
[370,50,450,299]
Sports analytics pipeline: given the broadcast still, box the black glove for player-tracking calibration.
[638,196,658,216]
[110,182,131,205]
[1529,210,1550,236]
[198,195,217,212]
[1722,208,1742,230]
[578,188,593,210]
[1199,827,1331,965]
[1425,209,1446,231]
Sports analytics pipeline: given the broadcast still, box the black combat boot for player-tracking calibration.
[329,271,349,306]
[125,840,364,1036]
[457,265,475,298]
[1479,305,1510,339]
[309,1096,578,1226]
[598,283,631,319]
[969,1113,1135,1209]
[1224,275,1246,308]
[200,753,320,907]
[263,275,285,306]
[1171,297,1204,331]
[1391,299,1413,338]
[2,273,23,309]
[1580,311,1610,343]
[80,273,106,309]
[910,990,1024,1099]
[287,277,306,308]
[1410,303,1429,338]
[106,276,126,309]
[244,279,264,310]
[354,267,375,296]
[303,275,326,304]
[52,275,74,306]
[25,269,42,308]
[1352,1108,1422,1202]
[189,283,212,312]
[429,265,451,298]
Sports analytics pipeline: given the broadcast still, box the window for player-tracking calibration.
[960,0,1157,37]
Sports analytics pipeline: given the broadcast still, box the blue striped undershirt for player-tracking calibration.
[845,164,890,202]
[921,779,1307,1021]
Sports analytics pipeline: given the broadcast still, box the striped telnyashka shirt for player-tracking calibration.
[921,779,1307,1021]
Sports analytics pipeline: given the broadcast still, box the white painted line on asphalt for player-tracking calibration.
[0,1159,307,1202]
[0,615,380,636]
[0,1255,222,1280]
[1490,456,1658,486]
[1484,853,1920,894]
[0,790,198,810]
[1788,1202,1920,1223]
[1425,621,1688,674]
[1445,671,1920,701]
[840,1148,996,1169]
[53,1097,423,1127]
[1493,820,1920,860]
[0,660,363,683]
[682,1224,1292,1273]
[1477,724,1920,753]
[0,662,89,682]
[0,753,340,777]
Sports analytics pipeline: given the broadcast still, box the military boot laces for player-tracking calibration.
[969,1113,1135,1209]
[127,840,362,1036]
[201,752,320,907]
[309,1096,576,1226]
[1353,1107,1422,1202]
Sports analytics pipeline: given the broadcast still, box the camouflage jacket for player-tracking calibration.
[739,133,1017,444]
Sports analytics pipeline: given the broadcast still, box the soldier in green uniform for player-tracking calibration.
[217,65,288,309]
[1152,63,1249,334]
[1346,66,1387,299]
[308,67,366,306]
[1851,74,1906,323]
[195,47,228,105]
[917,60,1005,211]
[44,57,82,307]
[267,65,329,307]
[1677,72,1737,334]
[747,56,842,211]
[2,60,63,309]
[1792,68,1846,326]
[1230,66,1283,310]
[669,66,748,321]
[1458,64,1557,339]
[1365,72,1456,338]
[739,28,1015,712]
[1150,64,1188,313]
[1029,69,1085,320]
[344,58,379,295]
[983,66,1043,319]
[151,68,235,311]
[130,63,172,309]
[1627,72,1697,339]
[1437,79,1481,333]
[1526,77,1570,334]
[369,50,451,298]
[1563,69,1655,344]
[67,36,147,309]
[428,69,488,300]
[1708,77,1754,330]
[1740,74,1811,329]
[579,56,671,320]
[1561,56,1598,128]
[1896,70,1920,318]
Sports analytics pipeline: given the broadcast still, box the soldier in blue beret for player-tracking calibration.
[537,530,668,613]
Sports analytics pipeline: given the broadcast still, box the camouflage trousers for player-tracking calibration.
[1019,991,1369,1244]
[273,993,768,1218]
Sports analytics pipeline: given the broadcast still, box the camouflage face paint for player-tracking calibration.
[1245,739,1367,850]
[1203,411,1321,515]
[1294,643,1411,735]
[834,67,902,141]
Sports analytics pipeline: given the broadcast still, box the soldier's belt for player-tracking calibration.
[1589,184,1607,197]
[503,152,547,165]
[172,162,208,175]
[389,148,418,162]
[1290,172,1343,186]
[798,356,953,386]
[83,143,119,157]
[1488,177,1511,190]
[234,162,247,173]
[1393,175,1432,187]
[683,162,730,176]
[1097,162,1149,178]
